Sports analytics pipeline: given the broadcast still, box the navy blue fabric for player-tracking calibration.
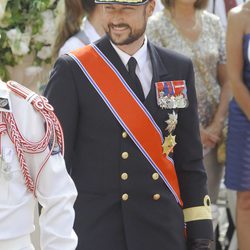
[225,33,250,191]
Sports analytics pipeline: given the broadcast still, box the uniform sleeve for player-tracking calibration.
[44,56,79,173]
[35,153,78,250]
[19,99,78,249]
[174,60,213,240]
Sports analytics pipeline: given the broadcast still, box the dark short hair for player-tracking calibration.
[161,0,208,9]
[81,0,96,14]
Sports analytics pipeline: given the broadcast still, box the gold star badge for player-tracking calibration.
[162,134,177,156]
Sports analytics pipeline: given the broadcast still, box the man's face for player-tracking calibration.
[102,1,154,46]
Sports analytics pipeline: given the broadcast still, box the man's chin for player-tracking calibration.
[111,40,130,46]
[107,33,124,45]
[107,34,135,46]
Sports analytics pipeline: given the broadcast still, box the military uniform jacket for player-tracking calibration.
[45,36,213,250]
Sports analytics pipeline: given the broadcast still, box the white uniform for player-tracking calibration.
[0,80,78,250]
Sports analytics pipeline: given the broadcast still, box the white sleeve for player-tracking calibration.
[36,153,78,250]
[11,93,78,249]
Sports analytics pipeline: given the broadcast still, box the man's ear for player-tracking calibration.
[147,0,156,16]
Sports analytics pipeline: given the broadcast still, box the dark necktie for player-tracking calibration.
[127,57,145,102]
[224,0,237,14]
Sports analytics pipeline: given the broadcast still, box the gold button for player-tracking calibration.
[121,173,128,180]
[122,193,129,201]
[153,194,161,200]
[152,173,159,180]
[121,152,129,159]
[122,131,128,138]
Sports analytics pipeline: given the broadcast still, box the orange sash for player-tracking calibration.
[69,45,183,206]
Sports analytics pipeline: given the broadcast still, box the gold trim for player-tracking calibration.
[203,195,211,207]
[97,0,144,3]
[183,195,212,222]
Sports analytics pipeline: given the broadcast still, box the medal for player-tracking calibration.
[165,111,178,133]
[175,95,188,108]
[163,111,178,156]
[162,134,177,156]
[155,80,189,109]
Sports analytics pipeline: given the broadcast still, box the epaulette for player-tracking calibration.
[2,81,65,194]
[7,80,52,112]
[6,80,64,155]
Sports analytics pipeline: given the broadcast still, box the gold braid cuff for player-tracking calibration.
[183,195,212,222]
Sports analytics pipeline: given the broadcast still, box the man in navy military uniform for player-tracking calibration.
[45,0,213,249]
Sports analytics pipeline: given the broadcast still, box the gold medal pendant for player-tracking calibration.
[162,134,177,156]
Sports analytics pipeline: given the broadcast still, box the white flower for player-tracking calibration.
[33,10,56,45]
[0,0,9,20]
[6,28,31,56]
[25,66,43,76]
[1,0,63,80]
[37,46,52,60]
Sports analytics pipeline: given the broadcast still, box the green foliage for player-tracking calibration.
[0,0,61,80]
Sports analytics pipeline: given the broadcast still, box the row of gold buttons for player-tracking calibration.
[152,170,160,199]
[121,131,129,201]
[121,173,159,181]
[121,193,161,201]
[120,131,160,201]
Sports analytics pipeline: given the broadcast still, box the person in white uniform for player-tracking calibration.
[0,80,78,250]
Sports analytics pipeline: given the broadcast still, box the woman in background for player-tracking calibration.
[225,2,250,250]
[54,0,105,57]
[147,0,231,235]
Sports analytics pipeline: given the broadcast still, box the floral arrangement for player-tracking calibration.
[0,0,64,80]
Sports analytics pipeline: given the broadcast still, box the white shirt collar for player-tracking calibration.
[82,17,101,43]
[110,36,152,98]
[110,36,149,71]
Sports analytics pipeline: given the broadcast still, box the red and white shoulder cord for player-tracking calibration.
[0,81,64,195]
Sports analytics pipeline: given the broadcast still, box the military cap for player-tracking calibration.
[95,0,149,5]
